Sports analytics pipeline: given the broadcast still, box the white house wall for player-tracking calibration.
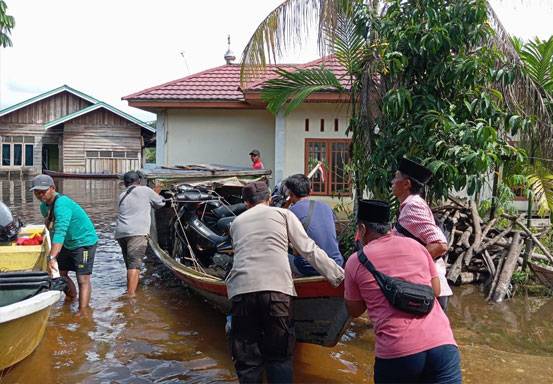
[165,109,275,172]
[284,103,351,176]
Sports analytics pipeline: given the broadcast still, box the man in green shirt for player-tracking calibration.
[30,174,98,310]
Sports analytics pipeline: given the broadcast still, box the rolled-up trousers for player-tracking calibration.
[229,291,295,383]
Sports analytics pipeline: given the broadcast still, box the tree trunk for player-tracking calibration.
[491,231,522,303]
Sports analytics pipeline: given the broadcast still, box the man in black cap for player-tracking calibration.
[226,181,344,383]
[115,171,165,296]
[344,199,461,384]
[248,149,264,170]
[391,157,452,310]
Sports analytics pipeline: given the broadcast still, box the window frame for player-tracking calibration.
[304,138,352,197]
[0,140,34,167]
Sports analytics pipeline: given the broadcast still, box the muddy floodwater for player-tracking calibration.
[1,178,552,383]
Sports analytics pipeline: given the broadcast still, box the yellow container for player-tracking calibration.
[0,225,49,272]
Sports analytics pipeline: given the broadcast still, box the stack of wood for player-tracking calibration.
[434,197,553,303]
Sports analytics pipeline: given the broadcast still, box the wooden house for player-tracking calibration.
[0,85,154,176]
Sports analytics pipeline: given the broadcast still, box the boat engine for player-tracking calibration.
[0,202,21,244]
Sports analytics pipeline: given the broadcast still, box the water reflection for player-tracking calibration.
[1,178,552,383]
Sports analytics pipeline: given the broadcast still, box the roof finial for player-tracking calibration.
[224,34,236,65]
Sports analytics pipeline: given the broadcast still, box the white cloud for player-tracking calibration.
[0,0,551,122]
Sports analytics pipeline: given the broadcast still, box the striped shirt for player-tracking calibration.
[393,194,453,296]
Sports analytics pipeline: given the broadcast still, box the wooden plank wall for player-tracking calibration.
[0,92,92,124]
[0,91,90,174]
[63,109,142,173]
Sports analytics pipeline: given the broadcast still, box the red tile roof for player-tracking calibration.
[123,56,348,104]
[243,56,350,91]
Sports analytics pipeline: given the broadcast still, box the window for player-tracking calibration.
[13,144,22,166]
[305,139,352,196]
[25,145,34,166]
[2,144,10,166]
[320,119,325,132]
[0,137,34,167]
[334,119,339,132]
[85,150,139,159]
[305,119,309,132]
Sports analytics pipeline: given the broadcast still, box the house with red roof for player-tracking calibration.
[124,54,351,196]
[0,85,154,176]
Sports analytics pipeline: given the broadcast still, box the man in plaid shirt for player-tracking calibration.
[392,158,453,311]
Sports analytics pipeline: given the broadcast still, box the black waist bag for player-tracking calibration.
[357,249,435,316]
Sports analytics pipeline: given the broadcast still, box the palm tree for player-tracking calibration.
[509,36,553,219]
[0,0,15,48]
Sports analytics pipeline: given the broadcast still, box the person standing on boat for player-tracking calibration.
[392,158,453,311]
[344,199,461,383]
[115,171,165,297]
[284,174,344,276]
[249,149,264,170]
[30,174,98,311]
[226,181,344,383]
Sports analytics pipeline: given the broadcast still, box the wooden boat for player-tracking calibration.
[43,169,119,179]
[0,225,61,370]
[528,260,553,289]
[148,237,350,347]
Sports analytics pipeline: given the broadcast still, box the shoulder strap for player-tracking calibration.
[46,194,62,230]
[395,222,426,246]
[300,200,316,231]
[119,186,137,207]
[357,248,387,291]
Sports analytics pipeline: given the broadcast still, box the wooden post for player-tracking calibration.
[491,231,523,303]
[522,238,533,272]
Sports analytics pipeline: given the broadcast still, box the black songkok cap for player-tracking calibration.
[357,199,390,224]
[398,157,433,184]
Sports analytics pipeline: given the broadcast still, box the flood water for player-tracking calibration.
[1,178,552,383]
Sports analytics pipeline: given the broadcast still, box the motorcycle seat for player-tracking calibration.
[212,203,247,219]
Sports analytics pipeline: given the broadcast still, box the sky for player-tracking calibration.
[0,0,553,122]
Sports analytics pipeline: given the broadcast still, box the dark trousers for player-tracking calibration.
[374,344,461,384]
[229,291,295,383]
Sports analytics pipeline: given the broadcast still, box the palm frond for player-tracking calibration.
[519,36,553,93]
[240,0,370,86]
[261,67,345,115]
[487,3,553,159]
[527,173,553,215]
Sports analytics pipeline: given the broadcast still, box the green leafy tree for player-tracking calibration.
[242,0,548,203]
[0,0,14,48]
[366,0,529,201]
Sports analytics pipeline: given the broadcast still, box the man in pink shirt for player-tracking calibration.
[345,199,461,383]
[249,149,264,170]
[392,157,453,311]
